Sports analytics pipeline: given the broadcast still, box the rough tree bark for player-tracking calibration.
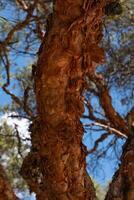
[0,164,18,200]
[21,0,108,199]
[105,112,134,200]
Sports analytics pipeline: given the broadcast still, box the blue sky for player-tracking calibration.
[0,88,10,105]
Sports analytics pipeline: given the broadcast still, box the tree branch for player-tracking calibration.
[2,86,33,118]
[87,74,129,135]
[84,122,128,138]
[87,132,109,154]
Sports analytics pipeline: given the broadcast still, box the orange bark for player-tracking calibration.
[105,112,134,200]
[21,0,109,199]
[105,134,134,200]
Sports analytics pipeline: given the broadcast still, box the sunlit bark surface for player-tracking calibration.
[21,0,108,199]
[0,164,18,200]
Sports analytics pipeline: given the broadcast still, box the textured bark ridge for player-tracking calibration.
[21,0,107,199]
[0,164,18,200]
[105,114,134,200]
[105,134,134,200]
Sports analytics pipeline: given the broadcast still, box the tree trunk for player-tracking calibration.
[21,0,107,199]
[105,133,134,200]
[0,164,18,200]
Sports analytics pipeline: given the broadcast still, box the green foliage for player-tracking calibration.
[0,121,29,191]
[102,0,134,88]
[87,177,108,200]
[94,182,107,200]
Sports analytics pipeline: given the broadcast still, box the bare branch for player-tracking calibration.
[87,74,129,135]
[8,114,31,120]
[0,0,39,90]
[87,132,109,154]
[3,0,38,46]
[14,124,23,158]
[84,122,128,138]
[16,0,28,10]
[2,86,33,118]
[23,86,31,112]
[84,99,108,125]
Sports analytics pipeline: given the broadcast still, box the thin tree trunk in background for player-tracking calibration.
[0,164,18,200]
[21,0,107,199]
